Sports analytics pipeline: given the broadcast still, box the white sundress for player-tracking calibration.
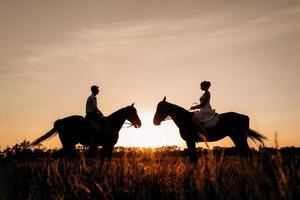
[193,92,216,125]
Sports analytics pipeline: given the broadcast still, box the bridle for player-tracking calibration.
[161,115,172,122]
[122,121,134,128]
[122,107,140,128]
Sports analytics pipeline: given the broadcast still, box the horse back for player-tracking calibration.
[56,115,94,142]
[61,115,85,121]
[219,112,249,127]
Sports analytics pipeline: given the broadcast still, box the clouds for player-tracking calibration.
[1,1,300,97]
[1,0,299,97]
[1,0,300,64]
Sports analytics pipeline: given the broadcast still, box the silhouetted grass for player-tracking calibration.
[0,142,299,200]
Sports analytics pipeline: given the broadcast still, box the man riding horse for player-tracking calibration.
[86,85,110,135]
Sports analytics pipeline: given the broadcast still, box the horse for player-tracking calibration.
[153,97,266,162]
[29,104,141,161]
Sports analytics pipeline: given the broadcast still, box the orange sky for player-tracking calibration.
[0,0,299,149]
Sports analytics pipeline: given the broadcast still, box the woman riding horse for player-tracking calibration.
[190,81,217,132]
[153,97,266,162]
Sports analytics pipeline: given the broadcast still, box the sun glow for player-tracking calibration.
[118,111,183,147]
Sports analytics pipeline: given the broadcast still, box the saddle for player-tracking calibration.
[87,118,103,133]
[193,113,219,129]
[85,117,112,140]
[203,114,219,128]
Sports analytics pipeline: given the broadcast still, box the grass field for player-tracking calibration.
[0,142,299,200]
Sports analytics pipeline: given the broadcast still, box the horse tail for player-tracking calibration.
[29,120,60,148]
[248,129,267,146]
[242,114,267,146]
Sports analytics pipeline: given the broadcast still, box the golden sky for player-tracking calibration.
[0,0,299,149]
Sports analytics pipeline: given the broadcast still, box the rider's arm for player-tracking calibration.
[190,92,210,110]
[190,104,202,110]
[94,97,104,117]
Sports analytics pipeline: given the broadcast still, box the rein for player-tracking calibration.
[122,121,134,128]
[162,115,172,122]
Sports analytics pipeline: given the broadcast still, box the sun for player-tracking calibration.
[118,111,183,147]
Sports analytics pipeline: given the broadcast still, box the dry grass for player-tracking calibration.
[0,144,299,200]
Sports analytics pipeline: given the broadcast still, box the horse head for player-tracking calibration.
[125,103,142,128]
[153,97,169,125]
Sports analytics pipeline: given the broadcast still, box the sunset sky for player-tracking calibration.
[0,0,299,149]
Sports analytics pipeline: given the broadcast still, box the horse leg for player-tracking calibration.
[107,145,114,161]
[186,141,198,163]
[98,145,113,174]
[230,130,249,156]
[58,132,76,156]
[102,145,114,162]
[61,141,76,156]
[87,145,98,157]
[100,145,109,164]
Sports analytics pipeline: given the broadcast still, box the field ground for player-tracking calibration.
[0,142,299,200]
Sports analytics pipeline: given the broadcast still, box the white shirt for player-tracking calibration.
[86,95,100,113]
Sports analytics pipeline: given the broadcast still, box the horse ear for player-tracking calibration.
[163,96,166,102]
[131,103,135,107]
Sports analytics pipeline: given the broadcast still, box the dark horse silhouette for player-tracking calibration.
[153,97,266,161]
[29,104,141,161]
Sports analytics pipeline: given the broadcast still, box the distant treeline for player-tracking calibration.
[0,140,299,162]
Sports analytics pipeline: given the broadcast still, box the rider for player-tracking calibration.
[85,85,112,137]
[86,85,104,120]
[190,81,216,133]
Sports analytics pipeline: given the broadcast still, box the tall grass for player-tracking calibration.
[0,144,299,200]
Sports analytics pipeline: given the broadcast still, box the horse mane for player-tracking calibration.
[164,101,192,117]
[106,106,138,124]
[106,106,128,120]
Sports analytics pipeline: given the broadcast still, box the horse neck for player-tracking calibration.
[165,102,191,123]
[106,108,127,131]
